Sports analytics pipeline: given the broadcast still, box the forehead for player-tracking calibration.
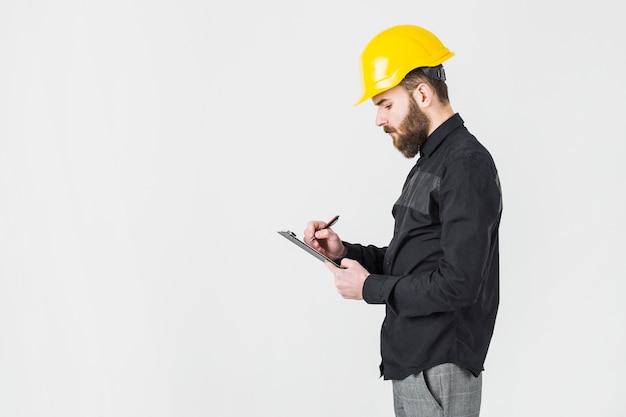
[372,85,408,105]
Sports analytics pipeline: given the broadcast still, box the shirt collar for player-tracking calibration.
[419,113,464,157]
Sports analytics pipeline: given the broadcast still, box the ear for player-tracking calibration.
[411,83,433,108]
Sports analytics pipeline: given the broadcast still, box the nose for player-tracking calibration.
[375,109,387,127]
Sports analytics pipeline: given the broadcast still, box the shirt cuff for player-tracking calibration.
[362,274,388,304]
[342,242,358,259]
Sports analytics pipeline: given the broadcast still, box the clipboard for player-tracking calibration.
[277,230,340,267]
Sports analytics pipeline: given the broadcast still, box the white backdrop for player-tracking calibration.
[1,1,625,416]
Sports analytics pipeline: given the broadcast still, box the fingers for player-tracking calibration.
[304,220,326,242]
[305,222,340,250]
[339,258,357,268]
[325,259,365,300]
[312,228,333,241]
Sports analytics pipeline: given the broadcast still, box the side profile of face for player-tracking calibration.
[372,85,430,158]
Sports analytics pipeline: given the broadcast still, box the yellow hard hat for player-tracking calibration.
[355,25,454,105]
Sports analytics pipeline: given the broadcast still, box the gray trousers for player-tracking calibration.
[392,363,482,417]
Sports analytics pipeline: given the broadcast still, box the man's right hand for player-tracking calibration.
[303,220,347,261]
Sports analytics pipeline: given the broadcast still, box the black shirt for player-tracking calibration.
[344,113,502,380]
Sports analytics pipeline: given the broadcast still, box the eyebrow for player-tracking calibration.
[374,98,389,106]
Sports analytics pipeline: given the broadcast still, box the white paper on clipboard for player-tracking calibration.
[277,230,340,267]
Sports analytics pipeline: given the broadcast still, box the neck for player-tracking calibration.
[427,105,455,136]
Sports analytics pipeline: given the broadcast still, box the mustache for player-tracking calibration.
[384,126,396,134]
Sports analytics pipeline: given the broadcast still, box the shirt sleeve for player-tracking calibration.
[342,242,387,275]
[362,155,502,316]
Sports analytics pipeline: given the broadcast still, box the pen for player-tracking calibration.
[309,215,340,242]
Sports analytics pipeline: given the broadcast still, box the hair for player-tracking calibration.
[398,67,450,104]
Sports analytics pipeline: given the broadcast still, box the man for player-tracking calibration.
[304,25,502,417]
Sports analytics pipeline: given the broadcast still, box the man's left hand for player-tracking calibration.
[325,258,369,300]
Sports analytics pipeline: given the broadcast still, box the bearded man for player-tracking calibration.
[304,25,503,417]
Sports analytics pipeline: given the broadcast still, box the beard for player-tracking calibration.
[384,97,430,158]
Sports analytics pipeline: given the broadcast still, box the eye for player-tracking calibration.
[384,103,392,110]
